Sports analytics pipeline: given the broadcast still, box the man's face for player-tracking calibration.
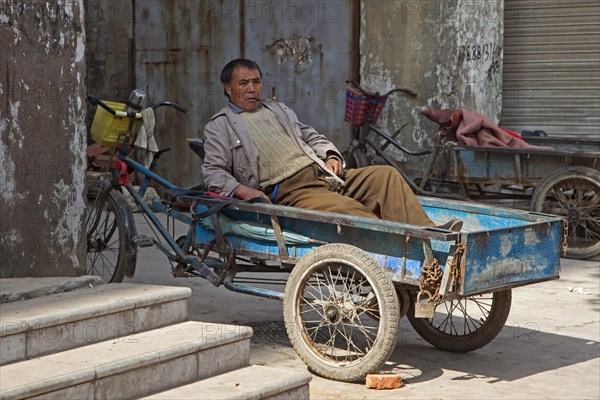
[224,66,263,112]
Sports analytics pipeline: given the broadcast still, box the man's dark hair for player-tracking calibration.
[220,58,262,97]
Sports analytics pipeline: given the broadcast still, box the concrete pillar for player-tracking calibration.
[361,0,503,164]
[0,1,87,277]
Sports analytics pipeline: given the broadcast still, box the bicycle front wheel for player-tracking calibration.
[86,184,136,283]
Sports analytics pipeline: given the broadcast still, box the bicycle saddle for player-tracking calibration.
[187,138,205,159]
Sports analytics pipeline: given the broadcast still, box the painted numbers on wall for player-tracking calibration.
[458,42,502,64]
[458,42,503,81]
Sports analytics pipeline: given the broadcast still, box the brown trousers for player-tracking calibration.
[272,164,434,227]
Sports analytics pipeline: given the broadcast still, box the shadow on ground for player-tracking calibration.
[246,319,599,385]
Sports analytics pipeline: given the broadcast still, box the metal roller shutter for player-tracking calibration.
[501,1,600,139]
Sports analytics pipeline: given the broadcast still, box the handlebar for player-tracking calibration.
[88,95,141,118]
[152,101,188,113]
[88,95,188,117]
[346,80,417,98]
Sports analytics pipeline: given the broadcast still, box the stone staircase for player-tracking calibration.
[0,278,311,399]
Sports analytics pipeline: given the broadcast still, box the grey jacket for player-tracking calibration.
[202,101,344,197]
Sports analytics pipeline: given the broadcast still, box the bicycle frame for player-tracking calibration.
[113,150,225,285]
[343,81,463,199]
[347,118,465,199]
[87,94,226,284]
[117,155,180,258]
[356,123,437,183]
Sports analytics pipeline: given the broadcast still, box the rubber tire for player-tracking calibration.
[531,166,600,260]
[407,289,512,353]
[86,186,131,283]
[342,147,369,169]
[396,288,412,318]
[283,244,400,382]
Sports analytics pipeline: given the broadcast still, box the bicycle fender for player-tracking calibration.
[89,180,138,278]
[114,191,138,278]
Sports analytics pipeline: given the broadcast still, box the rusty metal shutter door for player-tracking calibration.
[134,1,357,188]
[501,1,600,139]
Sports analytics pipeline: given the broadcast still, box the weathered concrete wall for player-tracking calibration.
[361,1,503,167]
[84,1,357,188]
[85,0,133,106]
[0,1,87,277]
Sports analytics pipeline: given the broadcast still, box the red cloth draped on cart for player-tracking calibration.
[422,108,554,150]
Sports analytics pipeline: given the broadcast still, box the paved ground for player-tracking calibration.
[129,214,599,399]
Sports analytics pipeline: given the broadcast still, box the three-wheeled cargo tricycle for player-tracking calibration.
[86,95,563,382]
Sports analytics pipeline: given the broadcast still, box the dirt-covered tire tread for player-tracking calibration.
[283,244,399,382]
[407,289,512,353]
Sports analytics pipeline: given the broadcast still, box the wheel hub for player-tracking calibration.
[324,301,359,325]
[90,239,106,251]
[567,207,581,221]
[325,305,341,324]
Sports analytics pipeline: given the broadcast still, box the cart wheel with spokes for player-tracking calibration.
[531,166,600,259]
[283,244,400,382]
[407,289,512,353]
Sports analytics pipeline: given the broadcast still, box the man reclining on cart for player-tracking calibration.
[201,58,462,232]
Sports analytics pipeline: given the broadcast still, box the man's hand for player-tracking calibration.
[325,157,344,177]
[234,184,270,201]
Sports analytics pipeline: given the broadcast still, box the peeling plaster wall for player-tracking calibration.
[0,0,87,277]
[361,1,503,169]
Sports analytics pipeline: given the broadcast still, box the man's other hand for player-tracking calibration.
[325,158,343,177]
[234,184,270,201]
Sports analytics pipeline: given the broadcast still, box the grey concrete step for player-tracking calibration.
[0,276,105,304]
[0,283,191,365]
[0,320,253,400]
[143,364,312,400]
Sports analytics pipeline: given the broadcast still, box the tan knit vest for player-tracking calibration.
[240,106,313,187]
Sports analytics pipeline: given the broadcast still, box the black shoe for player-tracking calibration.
[436,219,463,232]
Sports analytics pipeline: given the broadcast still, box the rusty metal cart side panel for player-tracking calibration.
[419,197,563,296]
[446,138,600,186]
[460,222,562,296]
